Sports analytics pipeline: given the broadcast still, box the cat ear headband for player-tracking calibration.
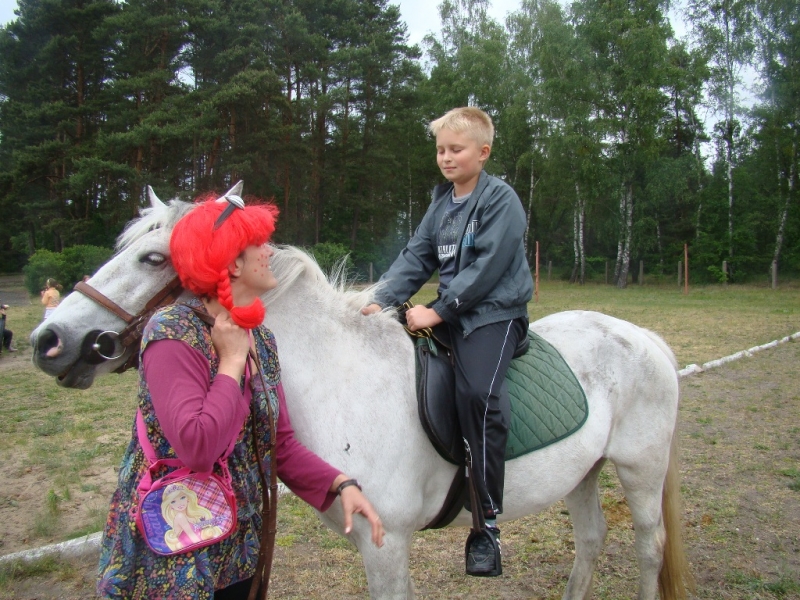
[212,180,245,230]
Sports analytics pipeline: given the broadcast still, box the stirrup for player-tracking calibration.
[465,527,502,577]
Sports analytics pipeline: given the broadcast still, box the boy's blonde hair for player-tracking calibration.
[428,107,494,148]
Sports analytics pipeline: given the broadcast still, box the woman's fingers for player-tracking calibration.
[341,488,385,548]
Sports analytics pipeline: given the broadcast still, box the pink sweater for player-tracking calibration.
[143,339,341,511]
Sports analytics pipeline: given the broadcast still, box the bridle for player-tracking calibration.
[72,277,185,373]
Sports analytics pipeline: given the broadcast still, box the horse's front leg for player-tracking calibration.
[352,529,415,599]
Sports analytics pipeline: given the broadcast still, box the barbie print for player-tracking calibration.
[136,476,235,556]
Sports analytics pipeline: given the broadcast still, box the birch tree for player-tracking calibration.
[754,0,799,272]
[688,0,755,271]
[574,0,672,287]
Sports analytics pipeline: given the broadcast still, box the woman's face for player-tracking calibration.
[236,243,278,296]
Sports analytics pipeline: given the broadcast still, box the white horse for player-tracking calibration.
[31,191,693,599]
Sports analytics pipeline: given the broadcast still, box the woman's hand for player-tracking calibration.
[404,305,442,332]
[332,475,385,547]
[211,311,250,380]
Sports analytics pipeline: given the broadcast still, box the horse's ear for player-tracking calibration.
[147,185,166,210]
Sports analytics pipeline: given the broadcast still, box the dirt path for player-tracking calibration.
[1,341,798,599]
[0,275,34,307]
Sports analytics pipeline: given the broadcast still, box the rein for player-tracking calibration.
[73,277,184,373]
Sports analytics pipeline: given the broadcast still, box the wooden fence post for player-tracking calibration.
[722,260,728,284]
[547,260,552,281]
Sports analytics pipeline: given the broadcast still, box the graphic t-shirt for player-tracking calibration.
[437,192,471,291]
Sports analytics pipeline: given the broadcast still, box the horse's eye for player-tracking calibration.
[140,252,166,266]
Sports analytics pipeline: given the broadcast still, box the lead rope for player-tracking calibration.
[247,346,279,600]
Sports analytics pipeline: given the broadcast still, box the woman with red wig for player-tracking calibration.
[98,183,384,599]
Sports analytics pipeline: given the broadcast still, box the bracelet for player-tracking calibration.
[336,478,362,495]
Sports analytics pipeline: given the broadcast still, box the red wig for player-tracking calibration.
[170,194,279,329]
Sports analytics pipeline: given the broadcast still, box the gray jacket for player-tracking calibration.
[375,170,533,337]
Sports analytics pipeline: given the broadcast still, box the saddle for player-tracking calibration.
[403,304,589,529]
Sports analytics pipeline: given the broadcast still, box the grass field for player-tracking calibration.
[0,273,798,598]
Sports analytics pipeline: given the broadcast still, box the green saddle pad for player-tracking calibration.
[505,331,589,460]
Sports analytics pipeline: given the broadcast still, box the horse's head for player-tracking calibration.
[30,188,193,388]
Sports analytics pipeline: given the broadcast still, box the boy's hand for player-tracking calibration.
[405,305,442,331]
[360,303,381,315]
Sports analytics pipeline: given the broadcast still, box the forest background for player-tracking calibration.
[0,0,797,289]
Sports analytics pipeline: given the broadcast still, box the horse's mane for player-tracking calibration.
[113,200,397,328]
[265,246,397,326]
[116,199,193,251]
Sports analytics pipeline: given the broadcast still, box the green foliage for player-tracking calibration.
[22,245,112,295]
[61,246,114,285]
[780,468,800,492]
[22,251,67,296]
[0,0,796,284]
[309,243,356,278]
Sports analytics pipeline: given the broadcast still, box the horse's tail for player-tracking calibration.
[658,433,696,600]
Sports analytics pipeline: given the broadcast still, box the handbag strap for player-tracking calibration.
[135,406,239,493]
[135,303,245,469]
[135,335,246,468]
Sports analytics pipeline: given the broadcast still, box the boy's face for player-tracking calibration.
[435,129,491,194]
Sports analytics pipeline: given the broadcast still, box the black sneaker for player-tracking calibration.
[465,527,502,577]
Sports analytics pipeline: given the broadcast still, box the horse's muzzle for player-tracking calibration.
[31,326,120,389]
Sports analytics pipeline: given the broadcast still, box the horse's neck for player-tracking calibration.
[265,274,408,361]
[265,276,338,341]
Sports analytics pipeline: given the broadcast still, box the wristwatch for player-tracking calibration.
[336,478,362,495]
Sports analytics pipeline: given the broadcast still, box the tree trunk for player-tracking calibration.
[616,183,633,288]
[689,110,704,238]
[613,185,624,284]
[525,156,537,261]
[656,217,664,273]
[772,129,796,266]
[228,106,237,182]
[408,136,413,239]
[727,128,734,259]
[570,202,579,284]
[576,182,585,285]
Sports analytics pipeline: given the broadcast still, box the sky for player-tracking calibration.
[393,0,523,47]
[1,0,15,25]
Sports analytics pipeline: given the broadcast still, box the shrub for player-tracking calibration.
[308,242,355,278]
[23,245,113,296]
[23,251,68,296]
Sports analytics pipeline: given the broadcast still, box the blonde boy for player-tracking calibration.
[362,107,533,576]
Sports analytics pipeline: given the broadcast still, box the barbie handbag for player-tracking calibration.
[132,410,238,556]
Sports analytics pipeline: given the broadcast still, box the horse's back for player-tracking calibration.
[532,310,679,464]
[531,310,677,379]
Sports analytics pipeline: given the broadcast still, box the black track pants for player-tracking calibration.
[449,316,528,517]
